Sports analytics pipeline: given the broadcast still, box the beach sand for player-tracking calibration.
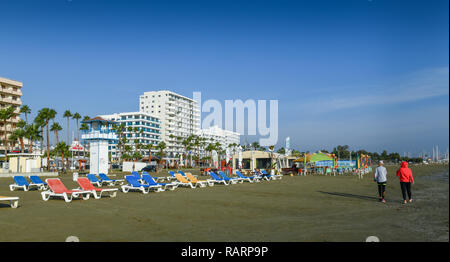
[0,164,448,242]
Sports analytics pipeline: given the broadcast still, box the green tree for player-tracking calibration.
[72,112,81,141]
[251,142,261,150]
[37,108,57,171]
[63,110,72,143]
[205,143,215,167]
[54,142,69,172]
[20,105,31,124]
[50,122,63,145]
[112,123,126,164]
[277,147,286,154]
[156,141,167,169]
[12,120,27,153]
[25,123,41,153]
[145,143,154,165]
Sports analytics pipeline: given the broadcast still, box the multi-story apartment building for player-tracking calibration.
[0,77,22,154]
[99,111,162,160]
[139,90,200,158]
[196,125,241,150]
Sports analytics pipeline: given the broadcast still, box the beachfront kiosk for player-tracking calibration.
[81,117,117,175]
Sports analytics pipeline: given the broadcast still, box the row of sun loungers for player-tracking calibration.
[2,175,49,208]
[41,177,119,202]
[2,170,282,207]
[9,175,48,191]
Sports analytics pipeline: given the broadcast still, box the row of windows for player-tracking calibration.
[111,115,160,122]
[125,133,160,138]
[108,139,160,149]
[124,122,160,129]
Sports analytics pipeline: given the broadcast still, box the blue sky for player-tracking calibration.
[0,0,448,156]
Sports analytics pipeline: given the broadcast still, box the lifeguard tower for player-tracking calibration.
[81,117,117,175]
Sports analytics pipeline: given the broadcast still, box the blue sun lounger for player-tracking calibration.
[166,171,179,181]
[218,171,243,184]
[236,171,259,183]
[29,175,48,189]
[131,171,142,180]
[121,175,160,194]
[260,170,281,180]
[99,173,124,185]
[208,172,229,185]
[9,176,40,191]
[87,174,106,187]
[142,171,165,182]
[142,174,178,191]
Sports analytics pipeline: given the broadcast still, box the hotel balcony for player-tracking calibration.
[0,87,22,97]
[1,97,22,105]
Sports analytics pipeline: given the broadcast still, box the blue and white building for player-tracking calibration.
[99,111,162,160]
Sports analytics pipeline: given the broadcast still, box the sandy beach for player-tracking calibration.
[0,164,448,242]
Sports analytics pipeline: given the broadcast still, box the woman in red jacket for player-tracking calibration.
[396,161,415,204]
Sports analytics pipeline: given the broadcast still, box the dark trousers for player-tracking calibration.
[400,182,412,200]
[377,182,386,198]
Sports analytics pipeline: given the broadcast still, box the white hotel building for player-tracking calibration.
[139,90,200,158]
[196,125,240,150]
[99,111,162,159]
[0,77,22,154]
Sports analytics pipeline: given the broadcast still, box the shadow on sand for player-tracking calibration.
[317,191,379,201]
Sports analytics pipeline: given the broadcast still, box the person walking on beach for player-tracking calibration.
[374,160,388,203]
[397,161,414,204]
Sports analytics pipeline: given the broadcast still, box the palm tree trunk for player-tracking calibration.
[29,139,33,153]
[76,120,79,141]
[66,117,69,144]
[40,129,43,154]
[46,120,50,171]
[19,138,24,153]
[3,121,8,161]
[148,148,151,165]
[62,151,65,171]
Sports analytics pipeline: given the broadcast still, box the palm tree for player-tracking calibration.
[251,141,260,151]
[37,108,57,171]
[80,122,89,159]
[145,143,153,165]
[25,124,41,153]
[20,105,31,124]
[55,142,69,172]
[0,106,16,161]
[181,135,195,166]
[205,143,215,167]
[156,141,166,169]
[50,122,63,145]
[11,120,27,153]
[33,114,45,155]
[72,113,81,141]
[112,123,126,165]
[8,132,19,152]
[63,110,72,144]
[132,151,142,162]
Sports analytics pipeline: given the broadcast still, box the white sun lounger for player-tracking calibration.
[0,196,19,208]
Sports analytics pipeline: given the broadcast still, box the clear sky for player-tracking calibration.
[0,0,448,156]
